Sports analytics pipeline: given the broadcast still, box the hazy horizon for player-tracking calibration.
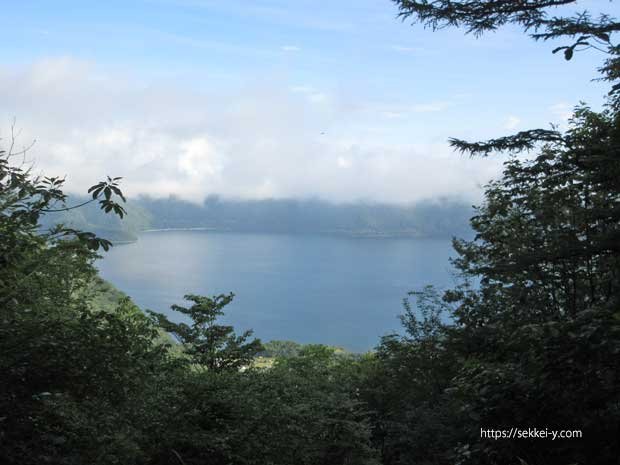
[67,189,477,207]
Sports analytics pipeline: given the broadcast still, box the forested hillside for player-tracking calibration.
[39,197,152,242]
[43,195,474,240]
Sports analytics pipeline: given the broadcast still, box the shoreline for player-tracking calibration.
[138,227,452,239]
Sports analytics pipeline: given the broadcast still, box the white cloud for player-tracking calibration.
[289,85,329,105]
[281,45,301,52]
[0,58,502,204]
[549,102,573,123]
[391,45,420,53]
[503,115,521,130]
[336,156,351,168]
[373,100,452,119]
[308,92,328,104]
[392,45,416,52]
[547,102,575,131]
[381,111,405,119]
[411,102,450,113]
[178,137,224,178]
[289,85,313,93]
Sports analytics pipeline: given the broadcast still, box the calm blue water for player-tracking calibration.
[97,231,456,352]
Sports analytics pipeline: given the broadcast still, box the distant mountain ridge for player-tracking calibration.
[41,195,474,242]
[38,196,152,242]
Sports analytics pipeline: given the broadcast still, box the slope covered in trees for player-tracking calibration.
[42,195,474,240]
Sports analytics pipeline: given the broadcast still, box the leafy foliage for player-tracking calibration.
[260,339,303,358]
[148,293,264,371]
[0,137,381,465]
[393,0,620,96]
[4,2,620,464]
[352,3,620,464]
[361,106,620,464]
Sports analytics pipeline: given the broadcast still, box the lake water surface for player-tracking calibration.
[97,231,456,352]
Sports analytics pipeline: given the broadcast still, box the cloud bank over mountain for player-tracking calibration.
[0,57,503,204]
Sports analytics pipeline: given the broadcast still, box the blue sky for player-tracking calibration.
[0,0,615,203]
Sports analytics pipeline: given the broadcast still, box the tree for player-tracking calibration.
[0,130,381,465]
[367,2,620,464]
[260,339,303,358]
[363,287,464,465]
[148,293,264,371]
[0,133,176,465]
[393,0,620,94]
[442,107,620,464]
[366,107,620,464]
[1,129,127,314]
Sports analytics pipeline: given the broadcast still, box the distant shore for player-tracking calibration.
[139,227,448,239]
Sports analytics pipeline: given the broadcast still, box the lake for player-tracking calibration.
[97,230,456,352]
